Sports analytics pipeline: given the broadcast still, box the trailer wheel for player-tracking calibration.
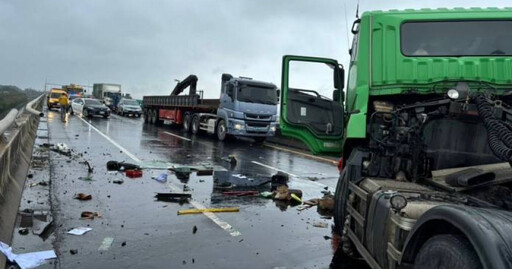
[150,109,156,124]
[414,234,482,269]
[191,115,200,134]
[144,110,149,123]
[183,114,191,133]
[217,119,227,141]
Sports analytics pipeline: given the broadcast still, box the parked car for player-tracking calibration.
[70,98,110,118]
[46,89,67,110]
[117,98,142,117]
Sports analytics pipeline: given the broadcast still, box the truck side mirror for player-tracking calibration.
[334,65,345,90]
[333,89,340,102]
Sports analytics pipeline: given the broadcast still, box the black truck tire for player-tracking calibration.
[144,110,149,123]
[217,119,227,141]
[191,115,200,134]
[183,114,191,133]
[414,234,482,269]
[333,169,348,234]
[150,109,156,124]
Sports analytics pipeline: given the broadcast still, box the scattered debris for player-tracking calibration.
[80,160,94,173]
[313,222,329,228]
[67,227,93,236]
[27,174,33,179]
[98,237,114,251]
[303,199,319,206]
[125,170,142,178]
[274,185,302,202]
[155,193,191,203]
[121,241,126,247]
[153,173,167,183]
[171,167,191,181]
[270,172,289,191]
[318,195,334,212]
[78,176,94,181]
[80,211,102,220]
[51,143,72,156]
[193,226,197,234]
[222,191,259,196]
[177,207,240,215]
[260,191,274,198]
[32,215,53,237]
[199,179,205,183]
[221,155,237,166]
[74,193,92,201]
[0,241,57,269]
[18,228,29,235]
[106,161,140,171]
[296,204,313,211]
[28,181,48,188]
[70,249,78,255]
[196,169,213,176]
[113,179,124,184]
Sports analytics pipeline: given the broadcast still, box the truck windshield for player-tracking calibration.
[105,92,120,98]
[237,85,277,105]
[402,20,512,56]
[50,93,62,98]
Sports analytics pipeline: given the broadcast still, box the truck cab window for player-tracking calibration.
[289,61,335,100]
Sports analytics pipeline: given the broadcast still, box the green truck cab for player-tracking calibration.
[280,8,512,269]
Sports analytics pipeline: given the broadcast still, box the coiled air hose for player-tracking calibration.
[475,94,512,162]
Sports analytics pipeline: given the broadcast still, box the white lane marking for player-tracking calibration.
[163,131,192,142]
[251,161,299,178]
[77,116,141,162]
[264,143,338,165]
[98,237,114,251]
[77,116,240,237]
[167,184,241,237]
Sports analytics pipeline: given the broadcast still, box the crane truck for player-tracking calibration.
[280,8,512,269]
[143,74,278,142]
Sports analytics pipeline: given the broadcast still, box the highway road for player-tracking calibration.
[10,109,366,269]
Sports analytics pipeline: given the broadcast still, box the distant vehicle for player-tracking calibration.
[70,98,110,118]
[47,89,67,110]
[143,74,279,142]
[92,83,122,110]
[117,98,142,117]
[61,84,85,100]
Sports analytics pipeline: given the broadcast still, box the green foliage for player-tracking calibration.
[0,85,43,117]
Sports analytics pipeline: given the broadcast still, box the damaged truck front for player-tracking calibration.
[280,8,512,269]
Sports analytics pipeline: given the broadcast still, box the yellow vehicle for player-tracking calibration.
[47,88,67,110]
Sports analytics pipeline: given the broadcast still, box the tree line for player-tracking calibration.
[0,85,42,118]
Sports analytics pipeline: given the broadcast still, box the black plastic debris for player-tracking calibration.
[106,161,140,171]
[154,193,191,203]
[270,172,289,191]
[113,179,124,184]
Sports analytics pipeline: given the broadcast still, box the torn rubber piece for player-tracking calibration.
[155,193,191,203]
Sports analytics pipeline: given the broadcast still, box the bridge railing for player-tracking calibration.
[0,93,45,195]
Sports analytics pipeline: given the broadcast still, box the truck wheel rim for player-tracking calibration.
[184,116,190,131]
[218,122,226,139]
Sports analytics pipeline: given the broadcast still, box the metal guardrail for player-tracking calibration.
[0,93,45,195]
[0,94,45,137]
[0,109,19,138]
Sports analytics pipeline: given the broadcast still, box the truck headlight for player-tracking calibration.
[234,123,244,130]
[270,126,276,132]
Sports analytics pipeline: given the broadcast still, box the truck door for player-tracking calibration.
[280,55,345,154]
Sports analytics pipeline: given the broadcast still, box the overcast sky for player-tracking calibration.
[1,0,510,98]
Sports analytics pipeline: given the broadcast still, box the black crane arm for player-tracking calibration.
[171,75,198,96]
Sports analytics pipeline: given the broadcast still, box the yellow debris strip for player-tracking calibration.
[177,207,240,215]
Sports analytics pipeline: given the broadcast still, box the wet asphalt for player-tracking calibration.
[16,110,353,269]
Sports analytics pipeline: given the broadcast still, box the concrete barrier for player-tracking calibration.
[0,94,45,266]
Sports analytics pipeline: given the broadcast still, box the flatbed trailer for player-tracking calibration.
[143,74,279,141]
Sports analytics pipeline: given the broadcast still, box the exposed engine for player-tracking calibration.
[364,82,512,182]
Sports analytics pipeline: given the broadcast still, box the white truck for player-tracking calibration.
[92,83,122,110]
